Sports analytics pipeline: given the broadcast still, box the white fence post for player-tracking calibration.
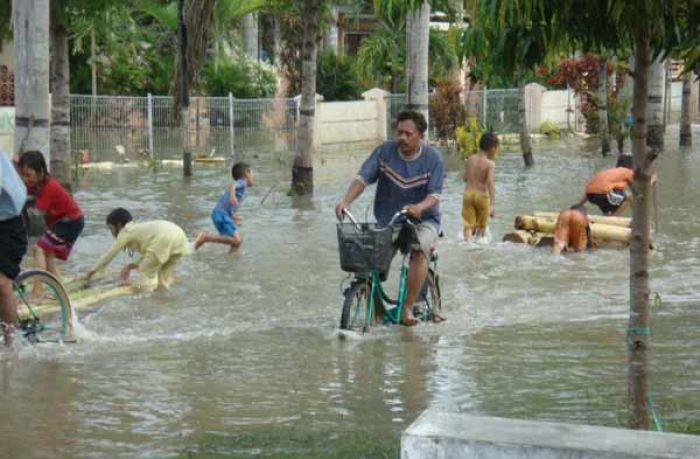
[482,86,487,126]
[228,92,235,160]
[147,93,154,157]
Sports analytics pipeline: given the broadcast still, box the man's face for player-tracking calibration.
[395,120,423,155]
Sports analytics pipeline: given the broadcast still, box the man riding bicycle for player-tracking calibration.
[335,110,443,327]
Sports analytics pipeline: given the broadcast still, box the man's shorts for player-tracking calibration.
[37,216,84,261]
[212,210,237,237]
[462,189,490,229]
[0,216,28,280]
[393,222,439,258]
[586,189,626,215]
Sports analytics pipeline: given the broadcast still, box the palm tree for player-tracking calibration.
[597,57,611,156]
[679,71,692,146]
[646,57,665,149]
[405,1,431,130]
[50,8,72,184]
[13,0,50,162]
[242,13,259,60]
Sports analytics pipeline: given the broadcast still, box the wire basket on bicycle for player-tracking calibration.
[336,222,394,273]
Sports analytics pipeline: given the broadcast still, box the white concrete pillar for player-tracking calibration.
[524,83,545,132]
[362,87,389,141]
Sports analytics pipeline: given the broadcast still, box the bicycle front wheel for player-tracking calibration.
[14,269,75,343]
[340,281,374,332]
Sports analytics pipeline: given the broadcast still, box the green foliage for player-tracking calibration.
[429,78,466,140]
[315,51,363,101]
[538,120,561,137]
[200,53,277,98]
[455,117,484,159]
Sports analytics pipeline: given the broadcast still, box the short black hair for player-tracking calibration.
[231,162,250,180]
[106,208,133,227]
[396,110,428,135]
[616,155,633,169]
[479,132,499,151]
[18,150,49,177]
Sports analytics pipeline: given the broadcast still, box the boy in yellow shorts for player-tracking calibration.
[461,133,498,243]
[84,208,191,290]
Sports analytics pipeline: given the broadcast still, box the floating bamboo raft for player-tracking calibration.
[503,212,633,247]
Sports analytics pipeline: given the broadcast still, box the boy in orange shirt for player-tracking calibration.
[578,156,634,215]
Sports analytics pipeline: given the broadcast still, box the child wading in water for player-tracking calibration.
[84,208,190,291]
[461,133,498,243]
[195,162,253,252]
[552,205,593,255]
[18,151,84,278]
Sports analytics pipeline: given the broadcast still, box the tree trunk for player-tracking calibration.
[405,1,430,137]
[663,60,671,128]
[91,29,97,96]
[291,0,320,196]
[628,24,653,431]
[178,0,192,177]
[50,22,72,185]
[272,18,282,67]
[679,72,692,146]
[242,13,259,61]
[598,59,611,156]
[518,81,534,167]
[13,0,50,161]
[323,7,339,54]
[646,57,664,150]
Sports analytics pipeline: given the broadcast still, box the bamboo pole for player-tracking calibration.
[515,215,631,242]
[533,211,631,227]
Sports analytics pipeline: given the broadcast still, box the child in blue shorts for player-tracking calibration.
[194,162,253,252]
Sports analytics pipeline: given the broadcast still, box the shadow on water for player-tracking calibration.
[1,130,699,456]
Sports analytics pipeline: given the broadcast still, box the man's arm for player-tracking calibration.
[404,195,439,220]
[335,179,366,219]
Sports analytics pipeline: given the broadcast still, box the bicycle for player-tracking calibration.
[10,269,76,344]
[336,209,443,333]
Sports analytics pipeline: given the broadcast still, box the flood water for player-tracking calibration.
[2,130,699,457]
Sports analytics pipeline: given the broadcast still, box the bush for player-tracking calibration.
[538,120,561,137]
[429,78,467,140]
[316,51,363,101]
[455,117,484,159]
[200,54,277,98]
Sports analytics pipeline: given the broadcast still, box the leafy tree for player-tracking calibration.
[315,51,363,101]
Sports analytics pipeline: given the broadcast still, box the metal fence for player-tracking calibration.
[387,89,531,139]
[70,94,298,163]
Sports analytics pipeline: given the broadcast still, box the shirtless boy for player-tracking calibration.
[461,133,498,243]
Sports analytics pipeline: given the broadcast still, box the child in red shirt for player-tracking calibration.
[18,151,84,276]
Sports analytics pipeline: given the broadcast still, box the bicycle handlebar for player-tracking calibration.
[340,208,417,229]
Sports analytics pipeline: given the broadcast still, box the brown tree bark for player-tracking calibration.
[50,22,72,185]
[628,24,653,431]
[290,0,320,196]
[598,59,611,156]
[178,0,192,176]
[518,81,534,167]
[679,72,692,147]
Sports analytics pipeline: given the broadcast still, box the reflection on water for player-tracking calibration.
[1,131,699,457]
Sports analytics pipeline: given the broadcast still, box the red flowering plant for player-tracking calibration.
[547,54,621,133]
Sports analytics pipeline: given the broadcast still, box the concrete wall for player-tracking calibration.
[402,410,700,459]
[317,99,381,145]
[0,106,13,153]
[541,89,574,127]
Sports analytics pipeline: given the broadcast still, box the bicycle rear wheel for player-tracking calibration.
[14,269,75,343]
[340,281,374,332]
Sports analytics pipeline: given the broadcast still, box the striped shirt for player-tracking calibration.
[357,141,443,228]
